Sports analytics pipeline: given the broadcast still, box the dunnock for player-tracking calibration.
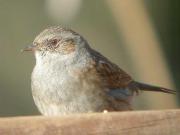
[23,26,175,116]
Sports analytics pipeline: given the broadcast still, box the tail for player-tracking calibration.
[132,81,176,94]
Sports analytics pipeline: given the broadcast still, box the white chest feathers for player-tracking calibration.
[31,52,106,115]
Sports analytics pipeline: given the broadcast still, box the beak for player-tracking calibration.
[21,44,36,52]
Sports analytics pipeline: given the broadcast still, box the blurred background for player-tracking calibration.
[0,0,179,116]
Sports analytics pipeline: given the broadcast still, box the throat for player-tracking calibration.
[35,51,76,66]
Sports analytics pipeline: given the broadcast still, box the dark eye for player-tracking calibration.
[51,39,58,46]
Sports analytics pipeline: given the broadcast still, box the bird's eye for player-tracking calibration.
[51,39,58,46]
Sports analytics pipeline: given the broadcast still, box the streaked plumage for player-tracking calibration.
[24,26,175,116]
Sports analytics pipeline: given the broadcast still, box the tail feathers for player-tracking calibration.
[133,81,176,94]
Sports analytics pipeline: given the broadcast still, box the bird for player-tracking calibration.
[23,26,176,116]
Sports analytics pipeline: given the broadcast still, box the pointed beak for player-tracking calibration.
[21,44,36,52]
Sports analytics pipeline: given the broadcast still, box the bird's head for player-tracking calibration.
[23,26,90,61]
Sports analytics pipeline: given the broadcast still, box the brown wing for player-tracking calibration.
[90,50,135,111]
[91,49,133,89]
